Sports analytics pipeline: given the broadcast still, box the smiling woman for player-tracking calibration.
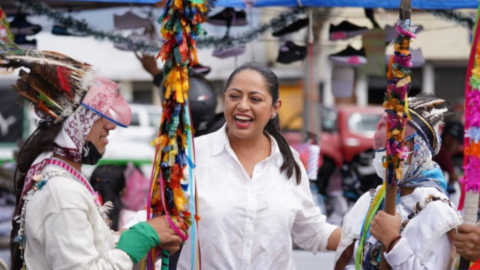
[177,62,342,270]
[224,63,300,182]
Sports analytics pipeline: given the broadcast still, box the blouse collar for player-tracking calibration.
[212,124,283,167]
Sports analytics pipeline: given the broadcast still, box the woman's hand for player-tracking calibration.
[454,224,480,262]
[370,211,402,248]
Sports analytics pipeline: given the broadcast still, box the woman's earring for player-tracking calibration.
[271,113,276,119]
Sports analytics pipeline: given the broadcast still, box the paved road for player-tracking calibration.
[0,250,8,268]
[0,249,337,269]
[294,250,336,270]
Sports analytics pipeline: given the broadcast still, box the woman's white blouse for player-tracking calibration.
[178,125,337,270]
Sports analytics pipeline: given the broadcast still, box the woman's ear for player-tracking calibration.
[273,99,282,115]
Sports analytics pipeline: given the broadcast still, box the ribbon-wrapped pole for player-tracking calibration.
[0,5,14,44]
[147,0,209,269]
[381,0,414,269]
[458,2,480,269]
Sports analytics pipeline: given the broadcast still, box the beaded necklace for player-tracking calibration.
[360,191,453,269]
[400,194,453,233]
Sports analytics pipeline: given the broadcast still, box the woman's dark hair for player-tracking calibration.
[90,164,126,231]
[11,123,63,270]
[225,62,301,184]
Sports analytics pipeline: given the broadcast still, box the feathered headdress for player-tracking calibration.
[0,42,96,123]
[407,93,450,154]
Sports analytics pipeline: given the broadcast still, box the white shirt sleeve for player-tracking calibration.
[384,234,452,270]
[290,160,337,253]
[43,208,134,270]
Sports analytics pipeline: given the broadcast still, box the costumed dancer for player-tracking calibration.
[1,43,183,270]
[334,94,462,270]
[177,62,341,269]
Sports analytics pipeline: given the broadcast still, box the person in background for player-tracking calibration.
[119,163,150,229]
[433,120,464,200]
[135,52,225,136]
[90,164,126,231]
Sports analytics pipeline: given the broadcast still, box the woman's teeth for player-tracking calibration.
[235,115,253,121]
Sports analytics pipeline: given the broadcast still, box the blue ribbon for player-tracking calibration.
[185,102,197,270]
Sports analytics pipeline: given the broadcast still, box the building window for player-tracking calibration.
[132,81,154,104]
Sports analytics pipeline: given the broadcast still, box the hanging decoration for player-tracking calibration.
[146,0,211,269]
[20,1,160,52]
[19,1,304,52]
[427,9,475,30]
[458,1,480,269]
[381,0,415,269]
[198,7,305,49]
[0,4,13,44]
[461,3,480,197]
[383,5,415,188]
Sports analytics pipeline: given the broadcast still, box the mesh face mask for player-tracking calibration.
[81,77,131,127]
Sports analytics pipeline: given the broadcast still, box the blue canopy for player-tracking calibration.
[215,0,478,9]
[24,0,479,9]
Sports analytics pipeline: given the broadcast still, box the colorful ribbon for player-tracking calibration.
[383,19,415,186]
[148,0,208,269]
[461,2,480,193]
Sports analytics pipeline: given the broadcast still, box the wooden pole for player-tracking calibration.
[379,185,398,270]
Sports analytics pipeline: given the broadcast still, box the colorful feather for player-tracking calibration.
[56,66,73,97]
[0,40,94,123]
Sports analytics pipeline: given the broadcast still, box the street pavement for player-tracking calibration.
[0,248,337,269]
[294,250,336,270]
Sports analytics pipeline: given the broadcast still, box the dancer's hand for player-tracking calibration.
[147,216,183,253]
[454,224,480,262]
[370,210,402,248]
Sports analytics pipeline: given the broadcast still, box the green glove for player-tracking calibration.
[116,222,160,264]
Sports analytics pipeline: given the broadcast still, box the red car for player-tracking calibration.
[282,105,384,196]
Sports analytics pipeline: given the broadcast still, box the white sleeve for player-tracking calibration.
[385,234,452,270]
[122,210,148,229]
[291,158,337,253]
[44,209,134,270]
